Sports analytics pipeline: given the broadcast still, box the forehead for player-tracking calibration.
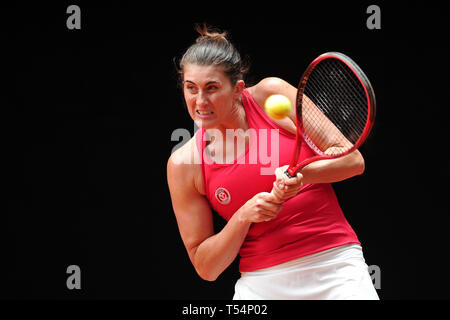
[183,64,229,84]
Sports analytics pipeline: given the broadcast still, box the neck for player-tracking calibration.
[206,99,248,138]
[203,100,250,164]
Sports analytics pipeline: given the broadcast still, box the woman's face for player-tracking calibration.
[182,63,243,129]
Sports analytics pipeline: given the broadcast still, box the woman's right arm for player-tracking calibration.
[167,144,282,281]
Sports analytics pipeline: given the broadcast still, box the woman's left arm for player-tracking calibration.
[272,150,365,201]
[299,149,365,185]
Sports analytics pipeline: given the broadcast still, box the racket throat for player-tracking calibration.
[287,155,331,177]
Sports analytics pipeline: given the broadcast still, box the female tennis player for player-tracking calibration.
[167,25,379,300]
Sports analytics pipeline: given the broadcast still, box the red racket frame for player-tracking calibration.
[286,52,376,177]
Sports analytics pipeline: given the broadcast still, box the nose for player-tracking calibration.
[196,90,208,107]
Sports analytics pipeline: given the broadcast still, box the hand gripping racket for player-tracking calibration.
[274,52,376,191]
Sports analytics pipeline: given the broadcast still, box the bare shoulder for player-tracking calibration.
[167,136,205,195]
[247,77,298,131]
[168,136,196,168]
[247,77,296,107]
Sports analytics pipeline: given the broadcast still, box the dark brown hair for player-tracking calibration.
[177,24,249,86]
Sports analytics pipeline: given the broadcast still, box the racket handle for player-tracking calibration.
[284,169,295,178]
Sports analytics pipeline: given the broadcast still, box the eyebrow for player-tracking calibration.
[184,80,221,86]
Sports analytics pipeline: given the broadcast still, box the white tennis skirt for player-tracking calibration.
[233,244,379,300]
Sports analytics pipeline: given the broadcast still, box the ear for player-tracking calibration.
[233,80,245,98]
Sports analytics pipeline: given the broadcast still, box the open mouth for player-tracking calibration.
[196,110,214,116]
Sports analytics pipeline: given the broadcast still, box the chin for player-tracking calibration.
[194,118,218,130]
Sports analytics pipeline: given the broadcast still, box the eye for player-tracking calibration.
[207,85,218,91]
[185,84,198,93]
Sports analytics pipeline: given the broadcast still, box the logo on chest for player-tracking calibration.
[215,187,231,205]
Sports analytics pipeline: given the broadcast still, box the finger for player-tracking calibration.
[260,214,276,222]
[274,166,283,179]
[283,184,303,194]
[274,181,297,200]
[263,201,283,214]
[296,173,304,186]
[280,185,303,199]
[275,166,290,185]
[271,189,283,202]
[261,206,283,220]
[283,177,299,186]
[272,182,284,198]
[260,191,279,202]
[256,210,279,222]
[283,173,304,186]
[275,176,285,189]
[274,168,284,183]
[283,191,298,200]
[284,183,303,195]
[274,165,289,177]
[262,191,287,205]
[258,198,283,213]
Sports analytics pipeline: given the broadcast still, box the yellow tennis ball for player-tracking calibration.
[264,94,292,120]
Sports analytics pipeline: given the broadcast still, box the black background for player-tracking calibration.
[4,1,449,301]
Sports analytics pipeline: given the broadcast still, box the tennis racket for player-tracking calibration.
[273,52,376,192]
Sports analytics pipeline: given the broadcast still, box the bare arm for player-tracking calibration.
[167,141,282,281]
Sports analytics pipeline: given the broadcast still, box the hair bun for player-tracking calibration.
[195,23,228,43]
[178,23,249,86]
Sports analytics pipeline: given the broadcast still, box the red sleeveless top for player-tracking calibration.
[196,89,360,272]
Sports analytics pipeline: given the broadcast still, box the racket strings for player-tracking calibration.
[302,98,340,154]
[308,62,366,141]
[306,75,365,149]
[322,60,367,133]
[302,58,368,155]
